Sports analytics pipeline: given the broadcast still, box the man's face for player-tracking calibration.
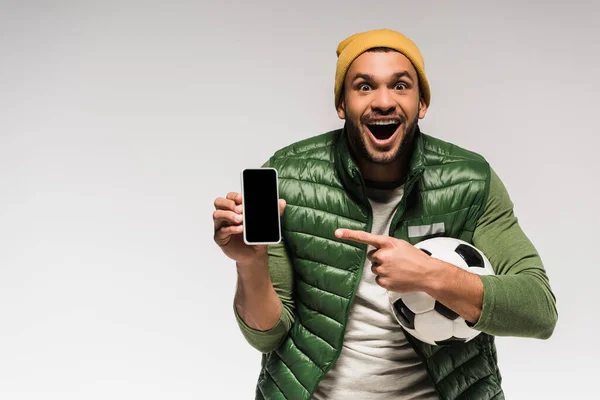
[337,51,428,165]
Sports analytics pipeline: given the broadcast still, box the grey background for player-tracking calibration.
[1,0,598,398]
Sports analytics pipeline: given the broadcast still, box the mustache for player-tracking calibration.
[360,112,407,124]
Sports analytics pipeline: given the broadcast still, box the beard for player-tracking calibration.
[345,109,419,165]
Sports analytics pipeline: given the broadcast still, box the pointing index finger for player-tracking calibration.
[335,228,389,248]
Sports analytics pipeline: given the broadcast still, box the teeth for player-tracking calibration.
[368,120,399,125]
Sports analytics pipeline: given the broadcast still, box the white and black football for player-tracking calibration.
[388,237,495,345]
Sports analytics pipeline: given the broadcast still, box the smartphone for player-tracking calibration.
[240,168,282,245]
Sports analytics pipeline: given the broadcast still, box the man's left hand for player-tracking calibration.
[334,228,438,293]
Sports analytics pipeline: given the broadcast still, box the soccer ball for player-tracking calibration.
[388,237,495,345]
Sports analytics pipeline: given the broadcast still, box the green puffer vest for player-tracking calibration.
[255,127,504,400]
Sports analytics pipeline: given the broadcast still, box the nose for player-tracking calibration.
[371,88,396,114]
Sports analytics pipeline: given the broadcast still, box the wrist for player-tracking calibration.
[236,251,269,280]
[421,257,447,296]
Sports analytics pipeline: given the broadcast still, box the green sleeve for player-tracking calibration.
[471,167,558,339]
[233,159,296,353]
[233,239,295,353]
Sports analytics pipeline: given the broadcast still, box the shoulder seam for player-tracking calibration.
[421,134,487,165]
[474,164,492,226]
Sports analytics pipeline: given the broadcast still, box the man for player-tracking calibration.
[213,28,557,400]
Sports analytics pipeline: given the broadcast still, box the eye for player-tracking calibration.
[394,82,408,90]
[358,83,372,91]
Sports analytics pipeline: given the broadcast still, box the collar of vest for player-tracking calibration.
[333,125,426,205]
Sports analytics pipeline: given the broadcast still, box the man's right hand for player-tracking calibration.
[213,192,286,266]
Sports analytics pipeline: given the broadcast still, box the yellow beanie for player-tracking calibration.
[334,28,430,108]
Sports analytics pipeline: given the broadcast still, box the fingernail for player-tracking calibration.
[335,229,342,238]
[236,215,242,222]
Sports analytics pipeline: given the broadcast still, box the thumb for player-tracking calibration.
[279,199,287,215]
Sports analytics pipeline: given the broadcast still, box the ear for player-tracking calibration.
[418,97,428,119]
[336,96,346,119]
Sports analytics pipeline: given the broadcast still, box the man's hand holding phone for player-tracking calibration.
[213,191,286,267]
[213,168,287,332]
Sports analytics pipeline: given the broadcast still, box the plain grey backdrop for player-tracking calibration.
[1,0,598,398]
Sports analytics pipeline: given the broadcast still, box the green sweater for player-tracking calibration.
[234,166,558,353]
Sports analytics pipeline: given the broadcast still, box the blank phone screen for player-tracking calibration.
[242,169,281,243]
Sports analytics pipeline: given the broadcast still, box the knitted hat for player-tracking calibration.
[334,28,430,108]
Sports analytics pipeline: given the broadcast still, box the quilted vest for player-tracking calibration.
[255,127,504,400]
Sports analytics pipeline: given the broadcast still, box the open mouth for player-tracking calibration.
[366,121,401,142]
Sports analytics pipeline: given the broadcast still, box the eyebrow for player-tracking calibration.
[351,71,414,83]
